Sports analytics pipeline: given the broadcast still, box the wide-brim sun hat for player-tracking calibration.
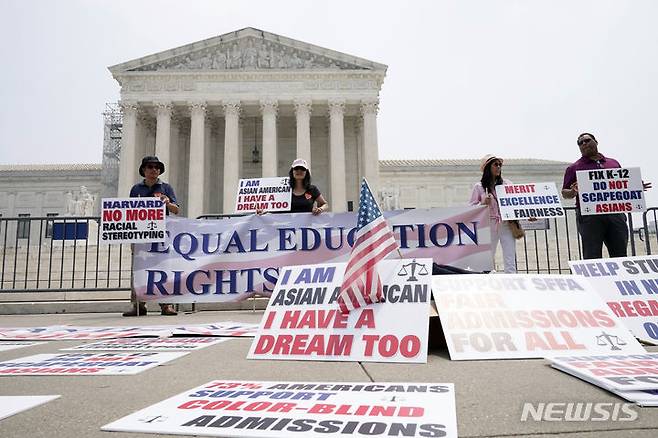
[479,154,503,172]
[139,156,166,177]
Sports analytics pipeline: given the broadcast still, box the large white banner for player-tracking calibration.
[0,352,187,375]
[433,274,645,360]
[495,182,564,220]
[570,256,658,345]
[0,396,60,421]
[62,337,232,352]
[248,259,432,363]
[0,341,45,352]
[101,197,167,244]
[576,167,645,215]
[235,177,291,213]
[134,207,493,303]
[102,380,458,438]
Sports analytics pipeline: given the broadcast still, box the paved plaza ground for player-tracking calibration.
[0,310,657,438]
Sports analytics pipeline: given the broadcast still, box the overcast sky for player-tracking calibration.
[1,0,657,205]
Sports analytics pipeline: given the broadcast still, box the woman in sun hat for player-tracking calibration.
[288,158,328,214]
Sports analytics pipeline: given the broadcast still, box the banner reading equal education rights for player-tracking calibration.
[133,206,493,303]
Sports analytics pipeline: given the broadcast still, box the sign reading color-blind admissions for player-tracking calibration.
[433,274,645,360]
[102,380,458,438]
[576,167,645,215]
[495,182,564,220]
[235,177,291,213]
[101,197,166,244]
[248,259,432,363]
[570,256,658,345]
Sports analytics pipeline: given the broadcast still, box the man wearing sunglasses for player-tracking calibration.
[123,156,179,316]
[562,133,639,259]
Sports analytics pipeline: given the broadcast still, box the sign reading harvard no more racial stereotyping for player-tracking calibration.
[576,167,645,215]
[495,182,564,220]
[235,177,292,213]
[433,274,645,360]
[102,380,458,438]
[248,259,432,363]
[101,197,166,244]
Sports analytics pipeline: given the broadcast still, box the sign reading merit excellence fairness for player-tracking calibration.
[248,259,432,363]
[100,197,166,244]
[102,380,458,438]
[235,177,292,213]
[576,167,645,215]
[495,182,564,220]
[570,256,658,345]
[432,274,645,360]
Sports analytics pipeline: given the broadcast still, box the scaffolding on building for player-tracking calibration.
[101,103,122,199]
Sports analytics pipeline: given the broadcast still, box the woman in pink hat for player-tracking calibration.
[289,158,328,214]
[469,154,516,273]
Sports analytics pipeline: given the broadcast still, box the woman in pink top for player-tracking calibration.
[469,154,516,273]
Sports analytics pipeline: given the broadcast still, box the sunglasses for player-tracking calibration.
[491,161,502,167]
[577,138,592,146]
[293,167,307,171]
[145,164,160,170]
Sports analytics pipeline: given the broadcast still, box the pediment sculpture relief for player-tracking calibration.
[131,37,368,71]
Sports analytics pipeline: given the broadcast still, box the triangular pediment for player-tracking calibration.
[109,27,386,74]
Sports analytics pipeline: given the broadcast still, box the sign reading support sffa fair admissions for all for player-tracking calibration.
[235,177,291,213]
[248,259,432,363]
[433,274,645,360]
[495,182,564,220]
[576,167,645,215]
[102,380,458,438]
[570,256,658,345]
[101,197,166,244]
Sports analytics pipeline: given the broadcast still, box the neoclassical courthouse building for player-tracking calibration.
[0,28,571,221]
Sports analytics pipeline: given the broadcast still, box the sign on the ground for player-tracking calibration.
[496,182,564,220]
[549,353,658,391]
[0,326,171,340]
[433,274,645,360]
[235,177,291,213]
[0,396,60,421]
[61,337,232,352]
[0,352,187,375]
[248,259,432,363]
[0,341,45,352]
[570,256,658,345]
[100,197,166,244]
[576,167,645,215]
[102,380,458,438]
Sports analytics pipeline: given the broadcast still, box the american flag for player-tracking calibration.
[337,178,399,314]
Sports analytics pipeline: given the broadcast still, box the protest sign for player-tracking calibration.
[609,388,658,407]
[100,197,166,244]
[248,259,431,363]
[570,256,658,345]
[0,396,60,421]
[62,337,232,352]
[0,341,45,352]
[102,380,458,437]
[0,352,187,375]
[0,325,171,340]
[134,206,493,303]
[496,182,564,220]
[235,177,291,213]
[576,167,645,215]
[549,353,658,391]
[433,274,645,360]
[170,322,259,337]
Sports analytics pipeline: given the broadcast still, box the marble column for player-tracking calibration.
[154,101,173,178]
[260,99,278,177]
[118,101,139,197]
[187,102,206,218]
[328,99,347,213]
[222,101,241,213]
[294,98,312,165]
[168,115,181,195]
[361,98,380,198]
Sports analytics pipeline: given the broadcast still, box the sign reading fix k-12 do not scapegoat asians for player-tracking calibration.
[433,274,645,360]
[495,182,564,220]
[235,177,292,213]
[100,197,166,244]
[576,167,645,215]
[248,259,432,363]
